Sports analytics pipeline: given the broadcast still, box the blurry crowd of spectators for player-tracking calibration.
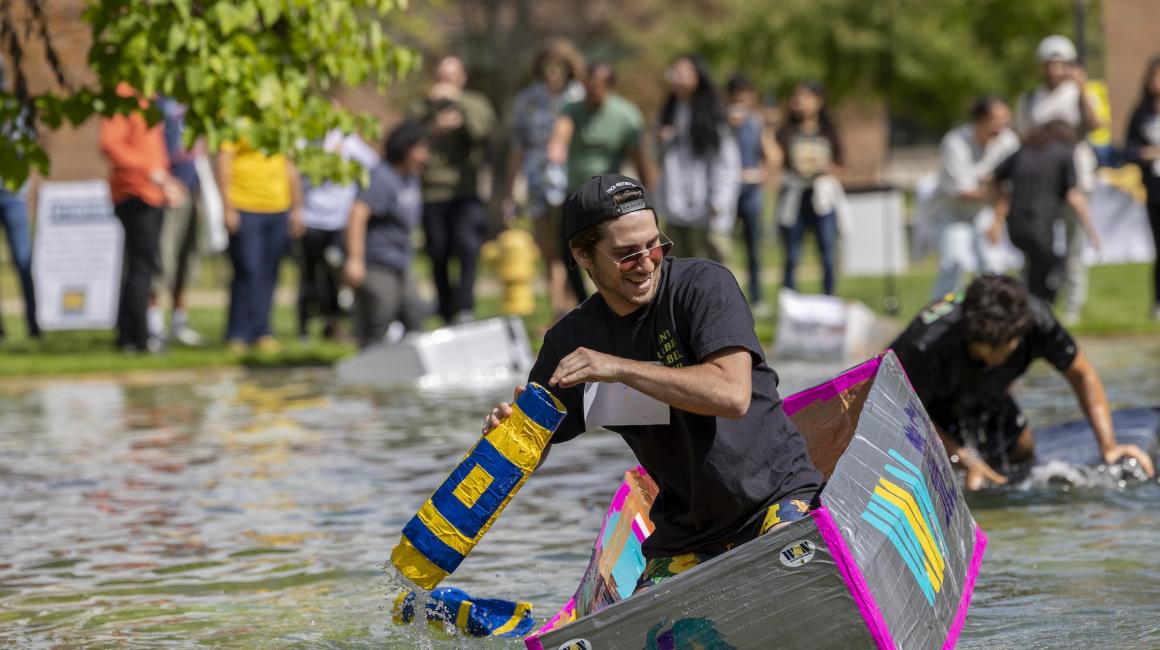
[1,34,1157,352]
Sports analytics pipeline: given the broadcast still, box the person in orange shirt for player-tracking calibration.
[99,84,186,353]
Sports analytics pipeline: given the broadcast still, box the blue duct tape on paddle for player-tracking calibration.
[391,382,566,590]
[393,586,536,638]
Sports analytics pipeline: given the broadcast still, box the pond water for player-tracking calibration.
[1,336,1158,648]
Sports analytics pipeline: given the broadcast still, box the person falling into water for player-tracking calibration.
[890,274,1155,490]
[483,174,824,592]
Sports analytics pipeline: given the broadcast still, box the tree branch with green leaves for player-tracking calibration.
[0,0,418,189]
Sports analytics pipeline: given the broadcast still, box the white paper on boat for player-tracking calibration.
[583,380,670,428]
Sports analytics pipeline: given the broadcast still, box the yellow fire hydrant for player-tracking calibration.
[481,226,539,316]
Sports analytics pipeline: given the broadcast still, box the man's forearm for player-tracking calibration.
[1065,354,1116,455]
[935,422,986,471]
[617,356,750,419]
[1066,189,1096,236]
[345,204,369,263]
[1079,93,1102,135]
[287,161,304,210]
[215,153,234,212]
[934,422,967,460]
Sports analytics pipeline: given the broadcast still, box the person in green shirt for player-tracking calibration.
[412,55,497,324]
[547,61,655,302]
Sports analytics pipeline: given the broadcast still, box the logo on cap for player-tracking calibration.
[605,180,637,195]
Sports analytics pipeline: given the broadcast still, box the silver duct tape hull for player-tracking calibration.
[818,352,981,649]
[531,352,985,650]
[532,520,874,650]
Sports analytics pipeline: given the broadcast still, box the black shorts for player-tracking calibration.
[944,395,1028,467]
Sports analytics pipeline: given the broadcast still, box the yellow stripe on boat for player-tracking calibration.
[879,478,945,576]
[874,481,944,591]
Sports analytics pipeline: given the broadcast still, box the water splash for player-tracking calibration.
[381,562,435,650]
[1018,459,1150,492]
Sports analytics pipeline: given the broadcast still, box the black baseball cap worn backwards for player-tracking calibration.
[564,173,653,241]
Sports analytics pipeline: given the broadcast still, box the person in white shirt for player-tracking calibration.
[929,96,1020,300]
[297,129,380,340]
[1015,35,1105,324]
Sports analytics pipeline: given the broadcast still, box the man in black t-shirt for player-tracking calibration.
[891,274,1153,490]
[483,174,823,591]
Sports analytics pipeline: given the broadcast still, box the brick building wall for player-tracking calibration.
[1104,0,1160,144]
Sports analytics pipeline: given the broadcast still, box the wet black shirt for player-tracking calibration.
[530,257,823,557]
[889,293,1079,439]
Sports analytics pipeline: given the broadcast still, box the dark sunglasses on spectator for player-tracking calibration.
[597,235,673,271]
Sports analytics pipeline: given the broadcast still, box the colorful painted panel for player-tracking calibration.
[533,467,659,637]
[861,449,949,607]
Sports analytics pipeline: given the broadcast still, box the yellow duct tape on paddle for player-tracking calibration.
[391,382,566,590]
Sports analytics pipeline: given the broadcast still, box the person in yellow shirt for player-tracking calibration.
[215,140,304,353]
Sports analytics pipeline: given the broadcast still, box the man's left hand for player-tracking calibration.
[549,347,626,388]
[1102,443,1156,477]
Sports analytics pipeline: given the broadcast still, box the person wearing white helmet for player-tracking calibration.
[1015,34,1105,325]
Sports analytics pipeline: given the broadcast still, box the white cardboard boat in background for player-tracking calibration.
[336,316,535,389]
[773,288,897,363]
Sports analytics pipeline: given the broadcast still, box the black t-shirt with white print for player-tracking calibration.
[529,256,823,557]
[889,292,1079,439]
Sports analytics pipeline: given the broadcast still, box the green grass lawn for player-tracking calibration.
[0,239,1156,378]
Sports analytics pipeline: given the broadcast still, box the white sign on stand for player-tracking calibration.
[842,188,908,277]
[32,181,123,331]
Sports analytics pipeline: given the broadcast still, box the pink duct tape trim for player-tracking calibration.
[810,505,895,650]
[528,599,576,644]
[783,356,882,417]
[592,477,635,550]
[942,523,988,650]
[609,481,631,511]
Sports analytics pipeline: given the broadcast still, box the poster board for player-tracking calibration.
[843,188,909,277]
[32,181,123,331]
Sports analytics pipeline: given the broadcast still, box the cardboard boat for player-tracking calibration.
[527,351,985,650]
[336,316,534,387]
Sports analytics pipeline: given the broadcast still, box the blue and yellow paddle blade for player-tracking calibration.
[391,382,565,590]
[394,586,536,638]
